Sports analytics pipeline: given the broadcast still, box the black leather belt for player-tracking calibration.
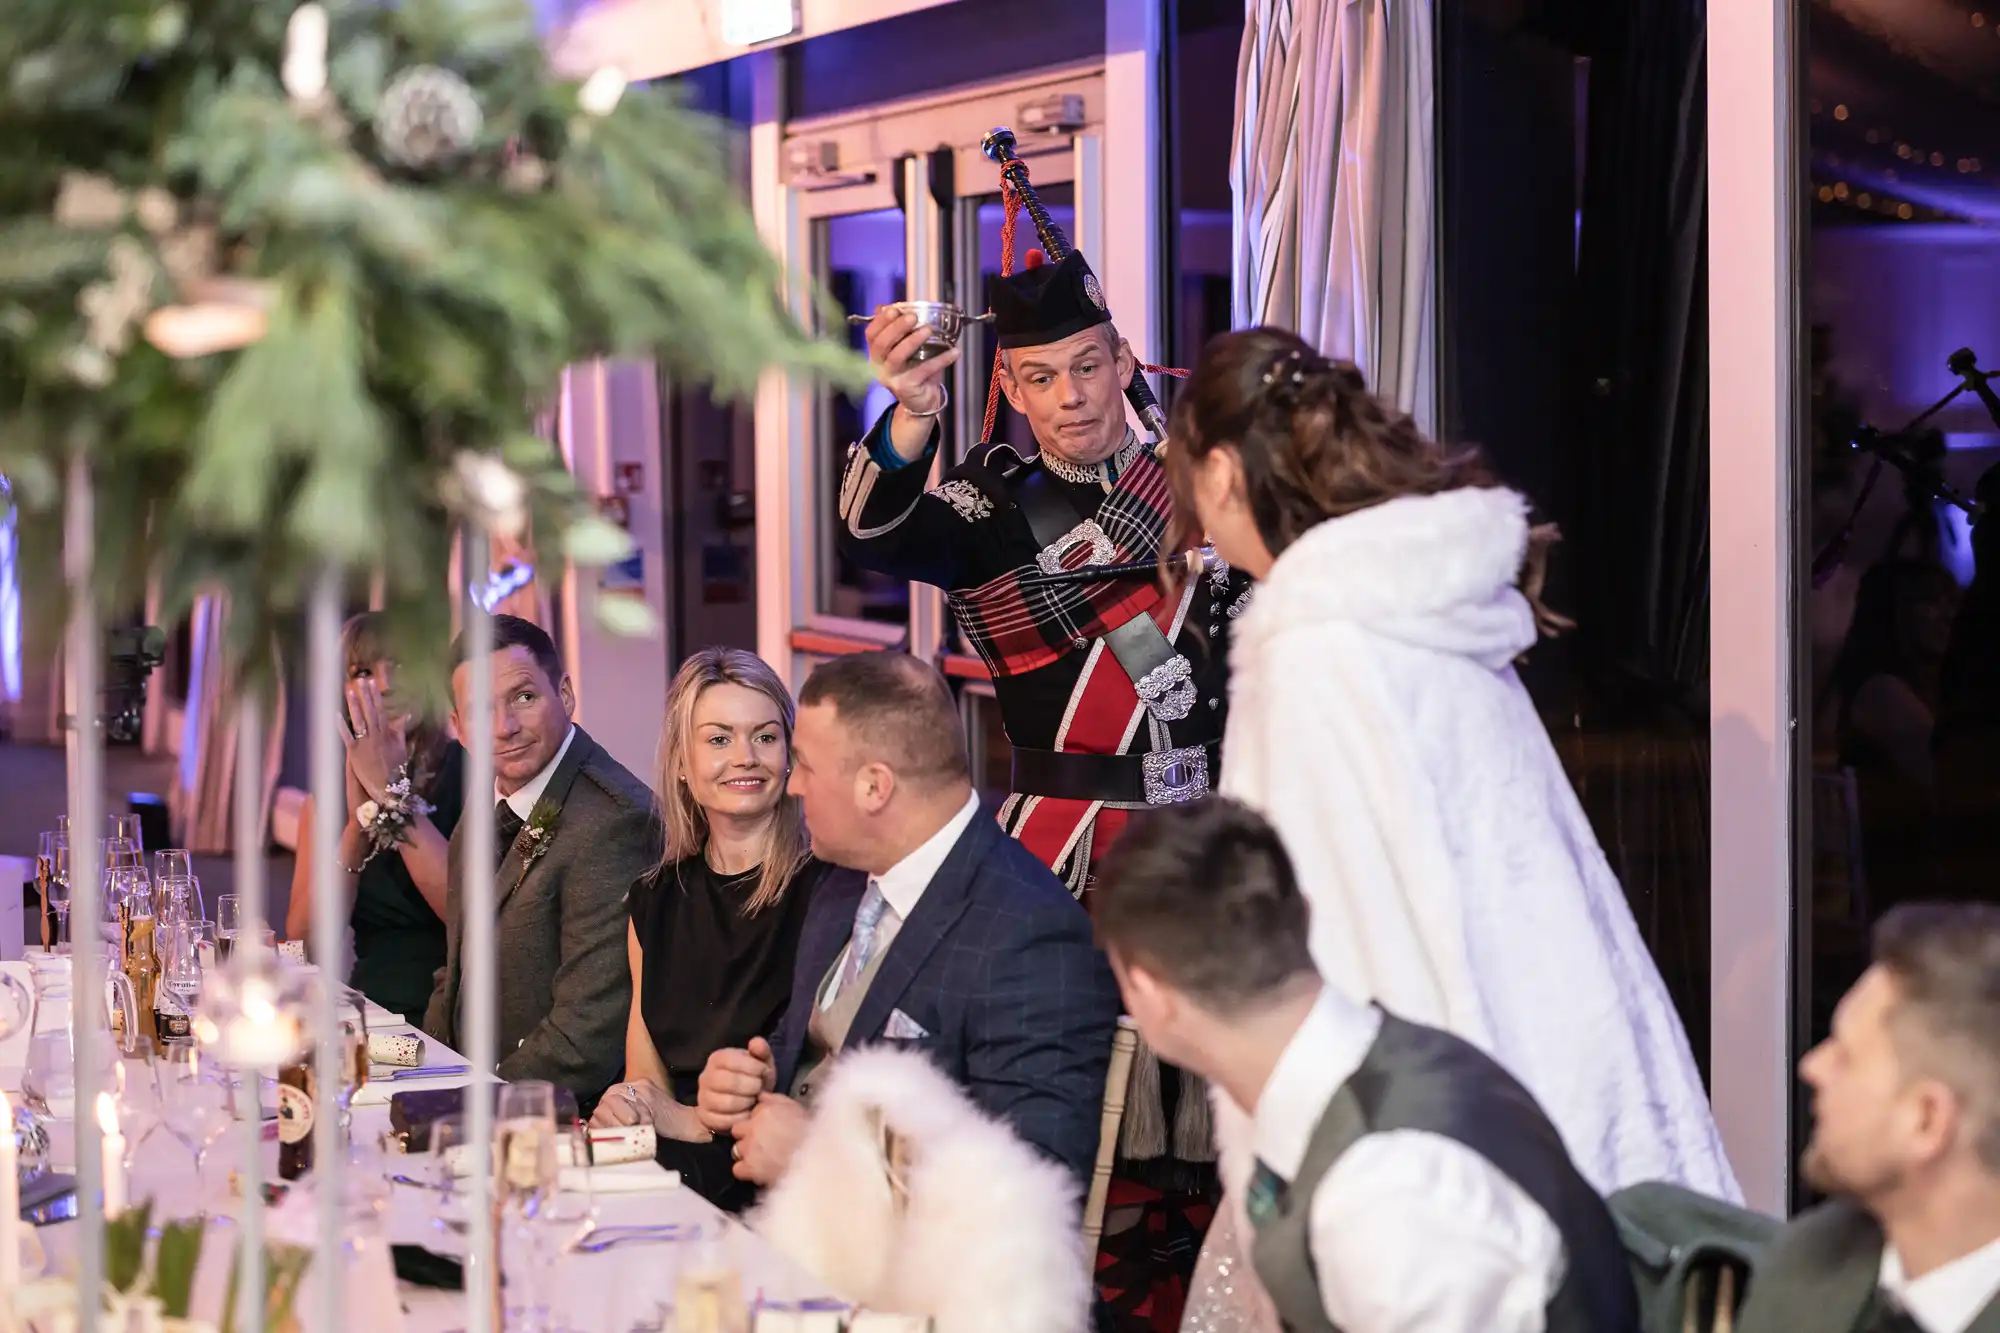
[1012,739,1218,807]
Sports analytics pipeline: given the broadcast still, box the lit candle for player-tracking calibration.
[0,1087,20,1292]
[97,1092,127,1218]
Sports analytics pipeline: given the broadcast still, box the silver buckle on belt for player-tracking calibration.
[1036,519,1117,576]
[1143,745,1210,805]
[1135,654,1196,722]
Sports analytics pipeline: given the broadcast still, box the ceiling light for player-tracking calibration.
[1834,104,1849,120]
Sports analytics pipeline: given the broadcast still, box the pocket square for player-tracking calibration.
[883,1009,929,1040]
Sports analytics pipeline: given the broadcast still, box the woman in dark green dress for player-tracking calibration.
[285,612,464,1024]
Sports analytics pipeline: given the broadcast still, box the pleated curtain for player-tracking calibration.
[173,594,288,854]
[1231,0,1437,433]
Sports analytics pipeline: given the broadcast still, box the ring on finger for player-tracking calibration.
[732,1143,744,1162]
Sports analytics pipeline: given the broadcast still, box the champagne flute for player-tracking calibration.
[35,831,57,948]
[334,988,369,1137]
[215,894,242,963]
[153,849,191,884]
[496,1083,559,1333]
[496,1081,558,1209]
[48,840,72,956]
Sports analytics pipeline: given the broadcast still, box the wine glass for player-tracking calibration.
[109,813,143,851]
[153,849,191,884]
[112,1058,166,1171]
[23,1034,77,1119]
[158,874,204,927]
[102,836,142,877]
[427,1114,471,1236]
[0,971,31,1066]
[157,1046,235,1212]
[48,841,73,956]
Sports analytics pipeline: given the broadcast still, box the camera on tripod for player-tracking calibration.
[103,625,166,745]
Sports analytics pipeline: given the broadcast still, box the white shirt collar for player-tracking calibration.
[497,723,576,820]
[871,789,981,922]
[1881,1235,2000,1333]
[1252,987,1384,1182]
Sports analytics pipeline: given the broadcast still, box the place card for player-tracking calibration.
[752,1312,841,1333]
[847,1315,931,1333]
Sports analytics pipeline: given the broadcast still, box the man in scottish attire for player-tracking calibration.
[840,246,1248,1325]
[839,248,1252,896]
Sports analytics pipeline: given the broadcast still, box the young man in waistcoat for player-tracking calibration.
[1737,903,2000,1333]
[1093,797,1638,1333]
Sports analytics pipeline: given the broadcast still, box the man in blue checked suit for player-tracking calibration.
[696,651,1121,1192]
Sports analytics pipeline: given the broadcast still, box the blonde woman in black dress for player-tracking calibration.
[591,648,828,1209]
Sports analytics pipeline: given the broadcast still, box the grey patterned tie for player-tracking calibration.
[840,880,890,996]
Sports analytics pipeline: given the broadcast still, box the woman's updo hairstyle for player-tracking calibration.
[1164,326,1493,562]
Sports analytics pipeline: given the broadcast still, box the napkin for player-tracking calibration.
[561,1161,679,1194]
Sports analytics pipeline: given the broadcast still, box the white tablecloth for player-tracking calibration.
[16,1016,837,1332]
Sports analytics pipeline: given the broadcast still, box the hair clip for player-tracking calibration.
[1259,348,1307,389]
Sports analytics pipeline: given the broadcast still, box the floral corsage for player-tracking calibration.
[352,765,433,870]
[507,799,560,888]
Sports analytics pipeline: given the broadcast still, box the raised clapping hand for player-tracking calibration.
[341,675,410,805]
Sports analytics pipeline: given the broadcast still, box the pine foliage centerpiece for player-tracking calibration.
[0,0,861,670]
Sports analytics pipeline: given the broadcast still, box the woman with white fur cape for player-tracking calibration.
[1159,330,1740,1333]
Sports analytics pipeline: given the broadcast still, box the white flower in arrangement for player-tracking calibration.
[578,67,628,117]
[451,450,530,538]
[133,188,178,236]
[355,799,380,829]
[53,172,127,228]
[283,4,330,103]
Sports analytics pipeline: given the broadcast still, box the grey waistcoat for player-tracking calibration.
[1247,1011,1639,1333]
[790,940,894,1104]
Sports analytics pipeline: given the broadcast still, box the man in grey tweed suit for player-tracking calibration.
[1739,904,2000,1333]
[696,651,1120,1192]
[423,614,656,1103]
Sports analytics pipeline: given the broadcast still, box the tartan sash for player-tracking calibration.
[1003,572,1198,882]
[948,450,1177,679]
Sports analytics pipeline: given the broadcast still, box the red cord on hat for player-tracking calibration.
[980,183,1023,445]
[978,194,1189,444]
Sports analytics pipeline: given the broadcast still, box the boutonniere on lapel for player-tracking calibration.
[509,797,561,889]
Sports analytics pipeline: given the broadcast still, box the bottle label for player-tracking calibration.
[276,1082,315,1145]
[155,1010,192,1041]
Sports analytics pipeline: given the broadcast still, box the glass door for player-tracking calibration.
[815,203,910,631]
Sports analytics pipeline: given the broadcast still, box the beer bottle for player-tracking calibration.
[276,1054,317,1180]
[123,912,159,1049]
